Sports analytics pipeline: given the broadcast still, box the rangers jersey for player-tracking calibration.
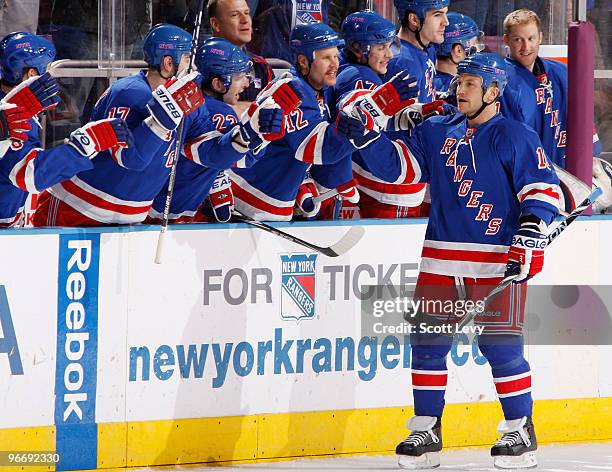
[502,56,601,166]
[149,95,260,221]
[362,112,560,278]
[500,57,570,167]
[434,69,454,94]
[45,71,241,225]
[326,62,426,207]
[0,92,94,227]
[230,71,356,221]
[386,39,437,103]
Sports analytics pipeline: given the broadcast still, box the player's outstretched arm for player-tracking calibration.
[335,108,427,185]
[183,79,303,170]
[111,72,205,171]
[5,118,133,193]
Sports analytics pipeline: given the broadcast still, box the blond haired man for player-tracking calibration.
[500,8,601,168]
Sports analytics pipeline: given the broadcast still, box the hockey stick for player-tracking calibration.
[311,179,359,205]
[312,187,339,205]
[233,211,365,257]
[456,186,603,330]
[155,0,206,264]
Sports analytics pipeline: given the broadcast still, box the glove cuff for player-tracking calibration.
[144,116,173,141]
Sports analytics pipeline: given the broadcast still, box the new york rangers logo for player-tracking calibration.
[295,0,323,25]
[280,253,317,321]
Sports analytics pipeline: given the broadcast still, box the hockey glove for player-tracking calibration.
[256,75,303,115]
[354,71,419,131]
[391,100,448,132]
[2,72,60,119]
[208,170,234,222]
[295,177,321,218]
[505,214,548,283]
[232,97,285,152]
[146,71,204,135]
[0,103,32,142]
[336,108,381,149]
[68,118,132,158]
[253,77,303,141]
[337,179,360,204]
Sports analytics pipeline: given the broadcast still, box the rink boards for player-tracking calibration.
[0,218,611,470]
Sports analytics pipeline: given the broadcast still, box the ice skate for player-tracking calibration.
[396,416,442,469]
[491,416,538,469]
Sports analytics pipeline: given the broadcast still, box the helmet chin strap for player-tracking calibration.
[408,21,429,50]
[466,89,493,120]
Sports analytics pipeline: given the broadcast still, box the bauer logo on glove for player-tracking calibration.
[153,88,182,120]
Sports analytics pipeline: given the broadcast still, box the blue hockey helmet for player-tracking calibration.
[290,23,345,61]
[457,52,507,96]
[341,10,397,52]
[435,12,483,57]
[195,38,253,89]
[0,32,56,85]
[143,24,192,67]
[394,0,450,22]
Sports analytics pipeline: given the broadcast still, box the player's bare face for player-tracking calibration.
[456,74,485,115]
[367,42,394,75]
[504,22,542,71]
[309,47,340,89]
[421,8,449,45]
[224,74,251,105]
[213,0,252,47]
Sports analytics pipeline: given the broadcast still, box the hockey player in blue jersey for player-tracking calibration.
[35,24,205,226]
[434,11,483,93]
[148,37,301,223]
[386,0,450,103]
[0,32,131,227]
[35,24,297,227]
[341,53,559,469]
[318,10,428,219]
[230,22,421,221]
[500,9,600,167]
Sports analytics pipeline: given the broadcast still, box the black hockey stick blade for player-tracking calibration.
[456,186,603,330]
[233,212,365,257]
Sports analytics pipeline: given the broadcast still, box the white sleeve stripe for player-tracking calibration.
[184,131,223,165]
[9,149,39,193]
[112,147,125,167]
[295,122,328,165]
[521,193,560,209]
[516,182,559,200]
[391,139,421,185]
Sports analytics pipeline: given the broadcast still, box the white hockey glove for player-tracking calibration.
[353,71,419,131]
[390,100,447,131]
[68,118,132,158]
[145,71,204,138]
